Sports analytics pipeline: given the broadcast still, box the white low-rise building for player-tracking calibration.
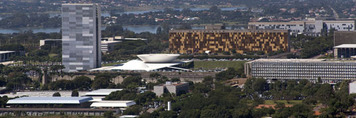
[85,89,123,101]
[349,81,356,94]
[7,97,93,108]
[248,20,354,36]
[90,100,136,108]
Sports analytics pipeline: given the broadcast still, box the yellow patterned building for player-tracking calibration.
[169,29,289,54]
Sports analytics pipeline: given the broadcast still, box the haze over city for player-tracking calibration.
[0,0,356,117]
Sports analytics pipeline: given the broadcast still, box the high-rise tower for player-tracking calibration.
[62,4,101,72]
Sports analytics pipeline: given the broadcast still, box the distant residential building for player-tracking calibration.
[100,36,147,53]
[39,39,61,49]
[248,20,354,36]
[169,29,289,54]
[154,81,189,96]
[245,59,356,82]
[62,4,101,72]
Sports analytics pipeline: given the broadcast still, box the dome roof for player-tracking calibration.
[121,60,148,70]
[137,54,180,63]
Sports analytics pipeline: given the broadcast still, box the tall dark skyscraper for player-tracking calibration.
[61,4,101,72]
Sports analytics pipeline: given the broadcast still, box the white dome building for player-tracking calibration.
[92,54,191,71]
[137,54,180,63]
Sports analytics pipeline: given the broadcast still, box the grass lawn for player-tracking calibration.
[194,61,246,70]
[49,53,58,58]
[264,100,303,105]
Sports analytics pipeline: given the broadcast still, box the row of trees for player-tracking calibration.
[0,13,60,28]
[102,25,169,61]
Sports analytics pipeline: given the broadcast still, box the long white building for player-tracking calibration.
[248,20,354,36]
[244,59,356,81]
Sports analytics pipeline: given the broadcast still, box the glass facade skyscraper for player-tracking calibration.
[62,4,101,72]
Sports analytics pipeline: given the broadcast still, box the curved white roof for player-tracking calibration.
[121,60,148,69]
[85,89,123,96]
[91,60,192,71]
[137,54,179,63]
[7,97,93,104]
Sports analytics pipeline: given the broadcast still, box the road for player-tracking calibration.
[329,6,339,19]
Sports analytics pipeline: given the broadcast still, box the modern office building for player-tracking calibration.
[333,31,356,58]
[100,36,147,53]
[244,59,356,81]
[0,51,15,62]
[62,4,101,72]
[169,29,289,54]
[333,44,356,58]
[90,100,136,109]
[248,20,354,36]
[154,81,189,96]
[7,97,93,108]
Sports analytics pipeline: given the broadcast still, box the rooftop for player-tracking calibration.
[0,91,88,97]
[62,3,96,5]
[7,97,92,104]
[41,39,61,41]
[169,29,289,33]
[85,89,123,96]
[90,100,136,108]
[249,59,356,63]
[101,41,121,44]
[334,44,356,48]
[251,59,325,63]
[0,51,15,54]
[91,60,191,71]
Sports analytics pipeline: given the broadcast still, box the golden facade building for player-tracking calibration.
[169,30,289,54]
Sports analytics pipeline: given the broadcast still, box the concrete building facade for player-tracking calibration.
[333,44,356,58]
[334,31,356,46]
[154,82,189,96]
[0,51,15,62]
[169,29,289,54]
[245,59,356,81]
[62,4,101,72]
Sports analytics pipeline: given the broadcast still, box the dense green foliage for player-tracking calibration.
[139,69,355,118]
[71,90,79,97]
[0,13,60,28]
[102,25,168,61]
[52,92,61,97]
[290,30,334,58]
